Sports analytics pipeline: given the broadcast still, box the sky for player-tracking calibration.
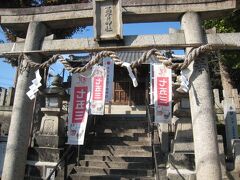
[0,22,183,88]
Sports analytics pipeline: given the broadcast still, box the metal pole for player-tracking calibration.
[77,145,80,166]
[181,12,222,180]
[2,22,46,180]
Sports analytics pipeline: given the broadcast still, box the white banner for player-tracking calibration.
[103,58,114,103]
[67,71,91,145]
[90,66,107,115]
[154,64,172,123]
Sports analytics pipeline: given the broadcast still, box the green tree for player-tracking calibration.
[204,10,240,94]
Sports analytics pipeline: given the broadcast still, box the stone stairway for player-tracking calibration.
[167,98,196,179]
[68,116,156,180]
[168,98,227,179]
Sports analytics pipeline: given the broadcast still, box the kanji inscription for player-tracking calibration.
[94,0,123,41]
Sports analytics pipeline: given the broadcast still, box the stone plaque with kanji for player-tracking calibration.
[94,0,123,41]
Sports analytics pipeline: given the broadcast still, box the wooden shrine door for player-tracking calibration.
[113,65,149,105]
[113,81,130,105]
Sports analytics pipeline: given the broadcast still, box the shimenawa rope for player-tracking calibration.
[13,44,217,73]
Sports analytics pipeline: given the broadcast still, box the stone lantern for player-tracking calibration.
[27,75,69,179]
[35,75,67,148]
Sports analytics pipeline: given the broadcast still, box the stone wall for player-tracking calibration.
[0,87,14,136]
[0,107,12,136]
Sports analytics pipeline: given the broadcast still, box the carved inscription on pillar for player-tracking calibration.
[94,0,123,41]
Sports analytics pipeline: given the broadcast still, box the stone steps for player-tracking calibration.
[168,153,195,170]
[88,135,150,142]
[172,118,194,154]
[98,120,148,128]
[174,124,193,140]
[62,116,156,179]
[90,139,151,146]
[98,118,147,123]
[95,128,148,134]
[102,116,147,122]
[173,103,191,118]
[85,149,152,157]
[90,132,148,138]
[79,155,153,163]
[56,163,76,180]
[172,140,194,154]
[69,174,155,180]
[73,166,154,177]
[88,145,152,151]
[95,125,148,131]
[170,112,195,172]
[167,168,196,180]
[78,160,153,169]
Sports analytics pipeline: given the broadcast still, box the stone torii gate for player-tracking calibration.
[0,0,240,180]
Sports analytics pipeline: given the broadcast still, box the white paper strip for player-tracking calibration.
[149,64,154,105]
[26,91,36,100]
[29,83,42,91]
[153,64,172,123]
[35,70,42,82]
[26,70,42,100]
[179,70,189,93]
[90,65,107,115]
[122,62,138,87]
[67,71,91,145]
[103,58,114,103]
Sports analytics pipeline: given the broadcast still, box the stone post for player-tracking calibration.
[2,22,46,180]
[181,12,222,180]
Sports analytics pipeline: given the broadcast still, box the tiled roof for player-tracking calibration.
[115,51,160,64]
[67,51,160,64]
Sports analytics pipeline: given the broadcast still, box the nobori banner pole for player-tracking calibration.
[181,12,222,180]
[2,22,46,180]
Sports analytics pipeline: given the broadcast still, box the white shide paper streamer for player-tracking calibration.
[122,62,138,87]
[26,70,42,100]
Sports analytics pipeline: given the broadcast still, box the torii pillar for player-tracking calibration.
[181,12,222,179]
[2,22,46,180]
